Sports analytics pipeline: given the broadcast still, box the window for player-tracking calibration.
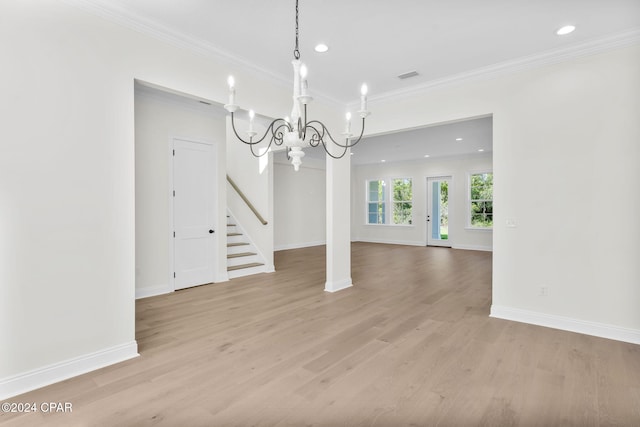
[366,178,412,225]
[469,172,493,228]
[367,180,386,224]
[392,178,412,225]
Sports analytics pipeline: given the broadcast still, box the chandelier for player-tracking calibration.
[223,0,370,171]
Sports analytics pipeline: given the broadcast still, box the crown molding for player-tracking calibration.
[60,0,345,110]
[357,28,640,107]
[61,0,639,111]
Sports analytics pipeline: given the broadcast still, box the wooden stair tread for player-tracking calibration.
[227,232,242,236]
[227,242,249,247]
[227,224,236,226]
[227,262,264,271]
[227,252,257,259]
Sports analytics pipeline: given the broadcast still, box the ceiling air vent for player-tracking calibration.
[397,70,419,80]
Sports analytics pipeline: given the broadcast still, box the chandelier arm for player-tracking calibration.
[230,113,290,146]
[343,118,367,148]
[303,122,349,159]
[248,136,275,157]
[301,103,314,141]
[229,112,258,145]
[301,104,306,140]
[309,118,365,148]
[272,123,291,148]
[305,119,366,149]
[304,123,324,147]
[320,139,349,159]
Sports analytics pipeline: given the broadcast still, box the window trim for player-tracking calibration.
[365,179,386,225]
[467,170,493,230]
[365,177,414,226]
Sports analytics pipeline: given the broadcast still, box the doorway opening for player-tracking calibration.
[426,176,452,247]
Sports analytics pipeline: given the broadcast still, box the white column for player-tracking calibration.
[325,147,352,292]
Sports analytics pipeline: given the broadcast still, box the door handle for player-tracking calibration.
[209,229,215,234]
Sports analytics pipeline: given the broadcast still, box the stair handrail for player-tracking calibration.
[226,175,268,225]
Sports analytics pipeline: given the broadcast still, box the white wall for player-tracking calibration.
[274,157,326,251]
[352,153,493,250]
[367,44,640,343]
[0,0,307,398]
[226,116,274,271]
[135,86,227,299]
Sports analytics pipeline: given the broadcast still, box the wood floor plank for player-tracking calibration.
[1,243,639,426]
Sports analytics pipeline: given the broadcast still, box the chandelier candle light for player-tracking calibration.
[224,0,370,171]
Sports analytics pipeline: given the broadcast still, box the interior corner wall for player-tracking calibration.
[352,153,493,250]
[226,117,275,271]
[134,88,227,298]
[274,159,327,251]
[367,43,640,342]
[0,0,298,397]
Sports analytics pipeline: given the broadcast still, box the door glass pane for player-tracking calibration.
[431,180,449,240]
[431,182,440,239]
[440,181,448,240]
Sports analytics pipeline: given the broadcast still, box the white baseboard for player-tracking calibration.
[0,341,139,400]
[353,239,492,252]
[325,278,353,293]
[490,305,640,345]
[452,244,493,252]
[352,238,424,247]
[274,240,327,251]
[135,284,172,299]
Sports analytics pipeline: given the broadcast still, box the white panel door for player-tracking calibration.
[173,139,216,290]
[426,176,451,247]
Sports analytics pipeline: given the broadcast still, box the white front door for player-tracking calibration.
[173,138,216,290]
[427,176,451,247]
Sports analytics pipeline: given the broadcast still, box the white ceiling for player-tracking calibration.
[350,116,493,165]
[78,0,640,105]
[118,1,637,164]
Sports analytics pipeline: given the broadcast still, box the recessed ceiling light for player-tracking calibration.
[314,43,329,53]
[424,154,430,158]
[381,159,386,163]
[350,152,354,156]
[556,25,576,36]
[478,148,485,152]
[456,137,463,141]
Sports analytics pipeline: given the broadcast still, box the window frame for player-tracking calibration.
[467,171,493,230]
[391,177,413,226]
[366,179,386,225]
[365,177,414,226]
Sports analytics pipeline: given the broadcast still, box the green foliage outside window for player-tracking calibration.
[393,178,412,225]
[367,180,385,224]
[470,173,493,228]
[367,178,413,225]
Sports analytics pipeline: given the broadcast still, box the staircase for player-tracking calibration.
[226,211,267,279]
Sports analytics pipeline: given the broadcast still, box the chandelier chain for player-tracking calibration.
[293,0,300,59]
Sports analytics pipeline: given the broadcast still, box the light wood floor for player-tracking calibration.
[2,243,639,426]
